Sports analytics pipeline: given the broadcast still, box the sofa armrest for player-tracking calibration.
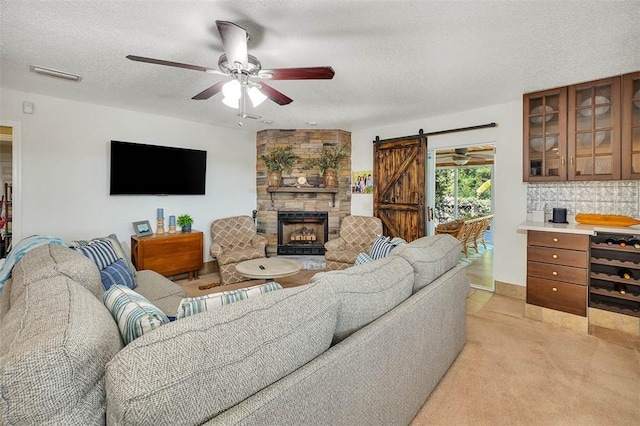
[251,233,268,251]
[325,237,346,251]
[210,242,223,258]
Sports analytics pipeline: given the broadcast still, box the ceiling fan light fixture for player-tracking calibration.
[453,157,470,166]
[247,86,267,107]
[222,79,241,108]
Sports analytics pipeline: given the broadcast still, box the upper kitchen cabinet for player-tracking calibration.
[567,77,621,181]
[523,87,567,181]
[622,71,640,179]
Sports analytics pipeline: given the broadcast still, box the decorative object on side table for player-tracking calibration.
[156,208,165,235]
[133,220,153,237]
[259,145,300,188]
[168,215,176,234]
[303,144,349,188]
[177,214,194,232]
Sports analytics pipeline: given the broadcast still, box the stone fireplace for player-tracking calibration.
[256,129,351,257]
[277,211,328,255]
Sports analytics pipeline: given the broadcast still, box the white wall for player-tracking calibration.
[0,88,257,262]
[351,101,528,287]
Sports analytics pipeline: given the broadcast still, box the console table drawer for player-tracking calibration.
[527,261,588,286]
[527,231,589,251]
[527,277,587,316]
[527,246,589,268]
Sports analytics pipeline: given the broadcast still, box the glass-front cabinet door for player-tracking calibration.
[622,71,640,179]
[523,87,567,182]
[567,77,621,180]
[523,88,567,181]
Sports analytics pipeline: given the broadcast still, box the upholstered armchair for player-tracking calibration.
[210,215,268,285]
[324,215,383,271]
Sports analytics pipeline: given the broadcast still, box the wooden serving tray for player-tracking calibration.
[575,213,640,227]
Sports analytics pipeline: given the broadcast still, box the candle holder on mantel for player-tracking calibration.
[168,215,176,233]
[156,218,165,235]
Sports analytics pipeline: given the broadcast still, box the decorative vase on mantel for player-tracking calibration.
[323,168,338,188]
[267,170,282,188]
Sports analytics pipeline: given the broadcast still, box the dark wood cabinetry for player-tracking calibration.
[523,71,638,182]
[131,230,203,280]
[526,230,589,316]
[589,233,640,317]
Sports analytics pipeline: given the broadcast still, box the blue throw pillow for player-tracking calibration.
[369,235,398,260]
[355,252,374,265]
[73,239,118,270]
[100,258,137,291]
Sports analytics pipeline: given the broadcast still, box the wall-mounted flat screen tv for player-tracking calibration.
[110,140,207,195]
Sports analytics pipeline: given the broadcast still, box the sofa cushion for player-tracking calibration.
[309,254,414,343]
[103,285,170,345]
[10,244,104,306]
[105,281,338,425]
[99,258,137,291]
[176,281,283,319]
[0,276,123,425]
[134,269,185,316]
[391,234,461,293]
[72,239,119,270]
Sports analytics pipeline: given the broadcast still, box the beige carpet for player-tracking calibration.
[412,307,640,425]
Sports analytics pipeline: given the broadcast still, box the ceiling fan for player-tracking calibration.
[437,147,495,166]
[126,20,335,121]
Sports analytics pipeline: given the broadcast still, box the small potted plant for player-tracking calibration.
[259,145,300,187]
[303,144,349,188]
[177,214,194,232]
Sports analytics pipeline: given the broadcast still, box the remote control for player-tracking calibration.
[259,265,265,270]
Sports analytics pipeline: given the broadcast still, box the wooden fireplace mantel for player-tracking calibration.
[267,187,339,207]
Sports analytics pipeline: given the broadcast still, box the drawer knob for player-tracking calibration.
[552,254,558,259]
[552,271,558,276]
[552,287,558,292]
[552,237,558,242]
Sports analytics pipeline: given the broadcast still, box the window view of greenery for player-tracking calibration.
[435,166,492,224]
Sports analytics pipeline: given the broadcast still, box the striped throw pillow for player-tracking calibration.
[99,258,137,291]
[70,234,137,276]
[354,252,374,265]
[73,240,118,270]
[177,281,283,319]
[103,285,169,345]
[369,235,398,260]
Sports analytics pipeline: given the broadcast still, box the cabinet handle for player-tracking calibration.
[552,237,558,242]
[570,156,574,166]
[552,271,558,276]
[561,157,565,167]
[552,254,558,259]
[552,287,558,292]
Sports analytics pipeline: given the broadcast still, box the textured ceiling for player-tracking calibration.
[1,1,639,132]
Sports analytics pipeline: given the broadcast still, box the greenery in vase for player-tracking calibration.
[177,214,194,227]
[259,145,300,173]
[303,144,350,174]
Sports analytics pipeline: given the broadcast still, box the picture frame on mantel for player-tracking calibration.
[133,220,153,237]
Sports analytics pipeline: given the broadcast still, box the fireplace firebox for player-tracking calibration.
[277,211,328,255]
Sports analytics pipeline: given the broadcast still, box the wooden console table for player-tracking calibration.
[131,230,203,280]
[267,187,339,207]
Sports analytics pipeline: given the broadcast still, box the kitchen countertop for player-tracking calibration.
[518,220,640,236]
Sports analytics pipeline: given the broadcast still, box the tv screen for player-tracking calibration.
[110,140,207,195]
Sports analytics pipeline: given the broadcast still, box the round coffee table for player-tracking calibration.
[235,257,302,281]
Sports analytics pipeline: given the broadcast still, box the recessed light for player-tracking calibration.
[307,121,317,126]
[263,120,273,125]
[30,65,82,82]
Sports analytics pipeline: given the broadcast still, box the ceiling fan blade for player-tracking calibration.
[259,66,335,80]
[192,81,225,100]
[126,55,224,75]
[258,83,293,105]
[216,21,248,69]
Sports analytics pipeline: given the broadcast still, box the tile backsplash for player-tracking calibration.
[526,181,640,219]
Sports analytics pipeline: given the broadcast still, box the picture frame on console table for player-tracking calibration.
[133,220,153,237]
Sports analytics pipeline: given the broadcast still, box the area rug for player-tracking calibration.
[458,243,492,266]
[411,310,640,425]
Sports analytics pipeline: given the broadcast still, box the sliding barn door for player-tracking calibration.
[373,130,427,242]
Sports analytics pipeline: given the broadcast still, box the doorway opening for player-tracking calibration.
[431,144,494,291]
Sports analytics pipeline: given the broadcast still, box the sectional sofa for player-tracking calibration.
[0,234,468,425]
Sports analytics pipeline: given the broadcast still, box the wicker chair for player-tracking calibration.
[210,215,268,285]
[324,215,383,271]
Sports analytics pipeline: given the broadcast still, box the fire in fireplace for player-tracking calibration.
[277,211,328,255]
